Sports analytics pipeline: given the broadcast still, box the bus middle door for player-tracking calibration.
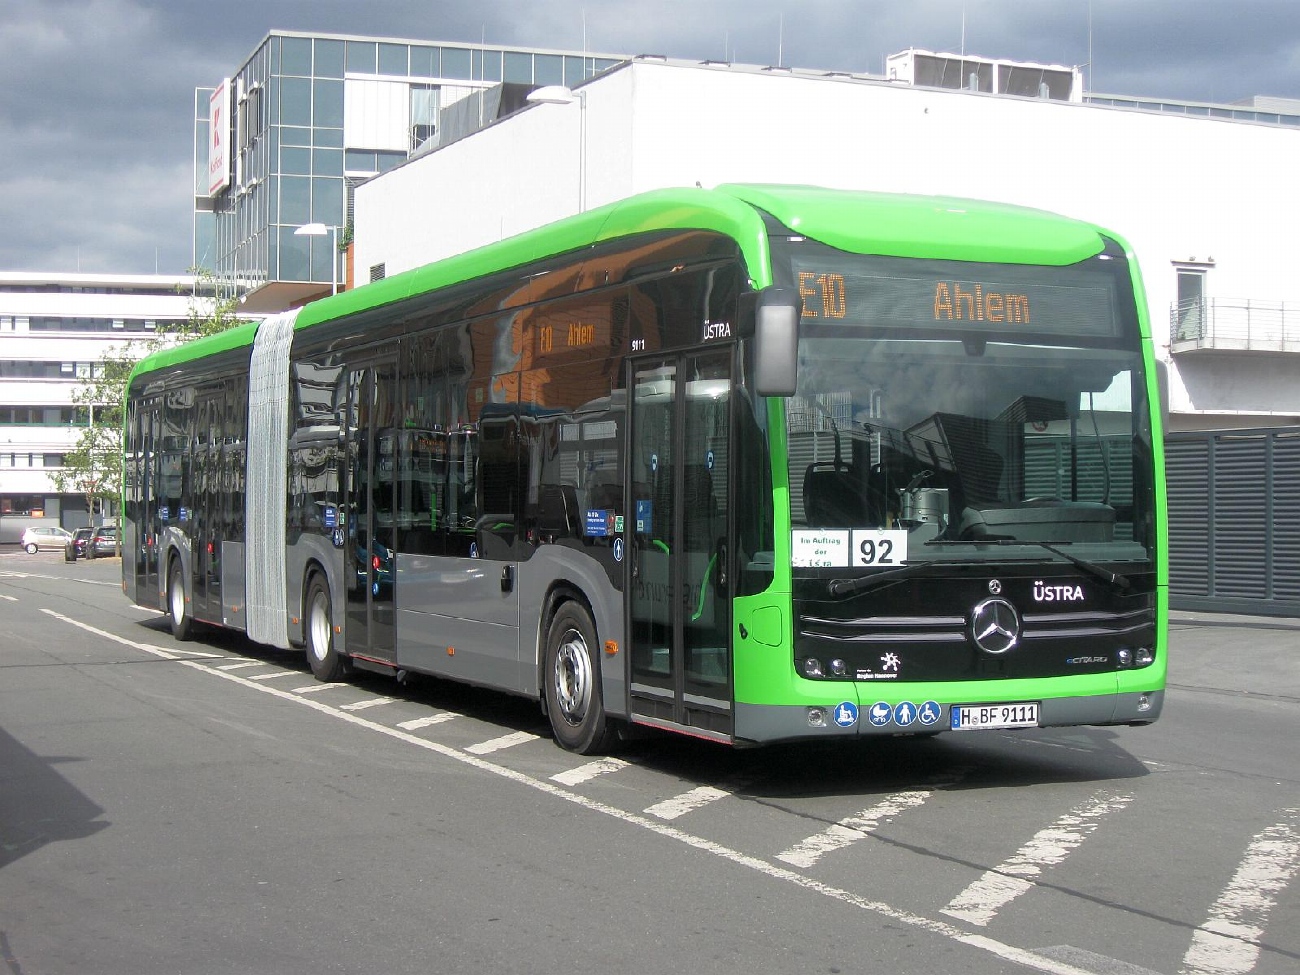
[342,361,398,670]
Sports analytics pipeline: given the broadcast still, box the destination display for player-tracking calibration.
[790,253,1122,338]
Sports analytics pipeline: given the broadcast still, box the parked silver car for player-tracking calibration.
[20,525,72,554]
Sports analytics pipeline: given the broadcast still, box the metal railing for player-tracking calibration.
[1170,298,1300,352]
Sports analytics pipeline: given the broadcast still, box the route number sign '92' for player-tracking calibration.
[791,529,909,568]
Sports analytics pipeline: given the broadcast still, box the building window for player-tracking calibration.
[378,43,408,76]
[442,47,472,80]
[314,38,345,79]
[280,35,312,76]
[346,40,377,74]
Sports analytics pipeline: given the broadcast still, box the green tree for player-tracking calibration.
[52,270,245,532]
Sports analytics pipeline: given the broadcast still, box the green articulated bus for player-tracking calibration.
[123,184,1167,753]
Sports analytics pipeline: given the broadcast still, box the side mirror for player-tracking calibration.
[752,287,799,397]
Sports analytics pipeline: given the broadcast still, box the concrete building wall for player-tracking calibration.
[355,59,1300,432]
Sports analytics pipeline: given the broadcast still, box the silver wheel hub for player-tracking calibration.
[170,577,184,623]
[308,592,330,661]
[553,630,591,726]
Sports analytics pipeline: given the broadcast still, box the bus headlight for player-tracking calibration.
[807,707,827,727]
[802,657,825,679]
[1135,647,1155,667]
[830,658,848,677]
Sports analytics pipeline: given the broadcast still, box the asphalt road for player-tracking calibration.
[2,549,1297,975]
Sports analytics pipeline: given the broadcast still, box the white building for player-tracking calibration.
[354,53,1300,435]
[0,272,196,539]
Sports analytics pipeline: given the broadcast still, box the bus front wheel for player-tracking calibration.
[305,575,347,682]
[544,602,616,755]
[167,559,193,641]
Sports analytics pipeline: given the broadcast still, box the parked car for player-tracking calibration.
[65,527,94,562]
[19,525,72,554]
[87,525,120,558]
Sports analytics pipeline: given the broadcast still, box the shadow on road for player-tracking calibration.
[0,726,109,870]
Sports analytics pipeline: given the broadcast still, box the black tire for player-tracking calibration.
[544,601,616,754]
[167,557,194,641]
[23,543,37,555]
[304,574,348,681]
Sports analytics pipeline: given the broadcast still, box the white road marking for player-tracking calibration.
[1180,809,1300,975]
[397,712,458,731]
[777,791,931,868]
[49,609,1151,975]
[942,791,1133,926]
[551,757,630,786]
[35,613,215,660]
[246,671,300,681]
[216,661,264,671]
[1038,945,1165,975]
[0,593,16,601]
[465,730,540,754]
[644,785,730,820]
[2,570,120,589]
[289,684,336,694]
[339,697,396,712]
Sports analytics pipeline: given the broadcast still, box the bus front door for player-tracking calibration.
[342,362,398,669]
[627,349,734,739]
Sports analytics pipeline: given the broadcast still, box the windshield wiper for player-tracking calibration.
[930,538,1132,593]
[825,559,992,598]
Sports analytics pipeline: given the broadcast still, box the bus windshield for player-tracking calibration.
[782,242,1156,570]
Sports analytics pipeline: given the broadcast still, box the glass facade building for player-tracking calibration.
[195,31,624,310]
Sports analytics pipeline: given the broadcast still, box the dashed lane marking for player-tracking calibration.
[777,791,931,869]
[942,791,1134,927]
[465,730,541,754]
[644,786,731,821]
[339,697,396,712]
[551,757,630,786]
[1180,809,1300,975]
[397,712,457,731]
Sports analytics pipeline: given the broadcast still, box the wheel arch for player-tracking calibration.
[535,581,597,715]
[295,556,340,648]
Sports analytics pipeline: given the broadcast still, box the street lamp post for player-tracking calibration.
[525,85,587,212]
[294,222,338,295]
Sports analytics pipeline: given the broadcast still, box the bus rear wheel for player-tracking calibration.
[305,575,347,682]
[167,558,193,641]
[544,602,616,755]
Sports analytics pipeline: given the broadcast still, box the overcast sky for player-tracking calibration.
[2,0,1298,276]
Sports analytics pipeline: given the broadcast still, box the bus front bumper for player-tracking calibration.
[733,689,1164,745]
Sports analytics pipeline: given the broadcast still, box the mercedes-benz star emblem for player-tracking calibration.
[970,597,1021,655]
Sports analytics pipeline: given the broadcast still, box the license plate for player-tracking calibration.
[950,702,1040,731]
